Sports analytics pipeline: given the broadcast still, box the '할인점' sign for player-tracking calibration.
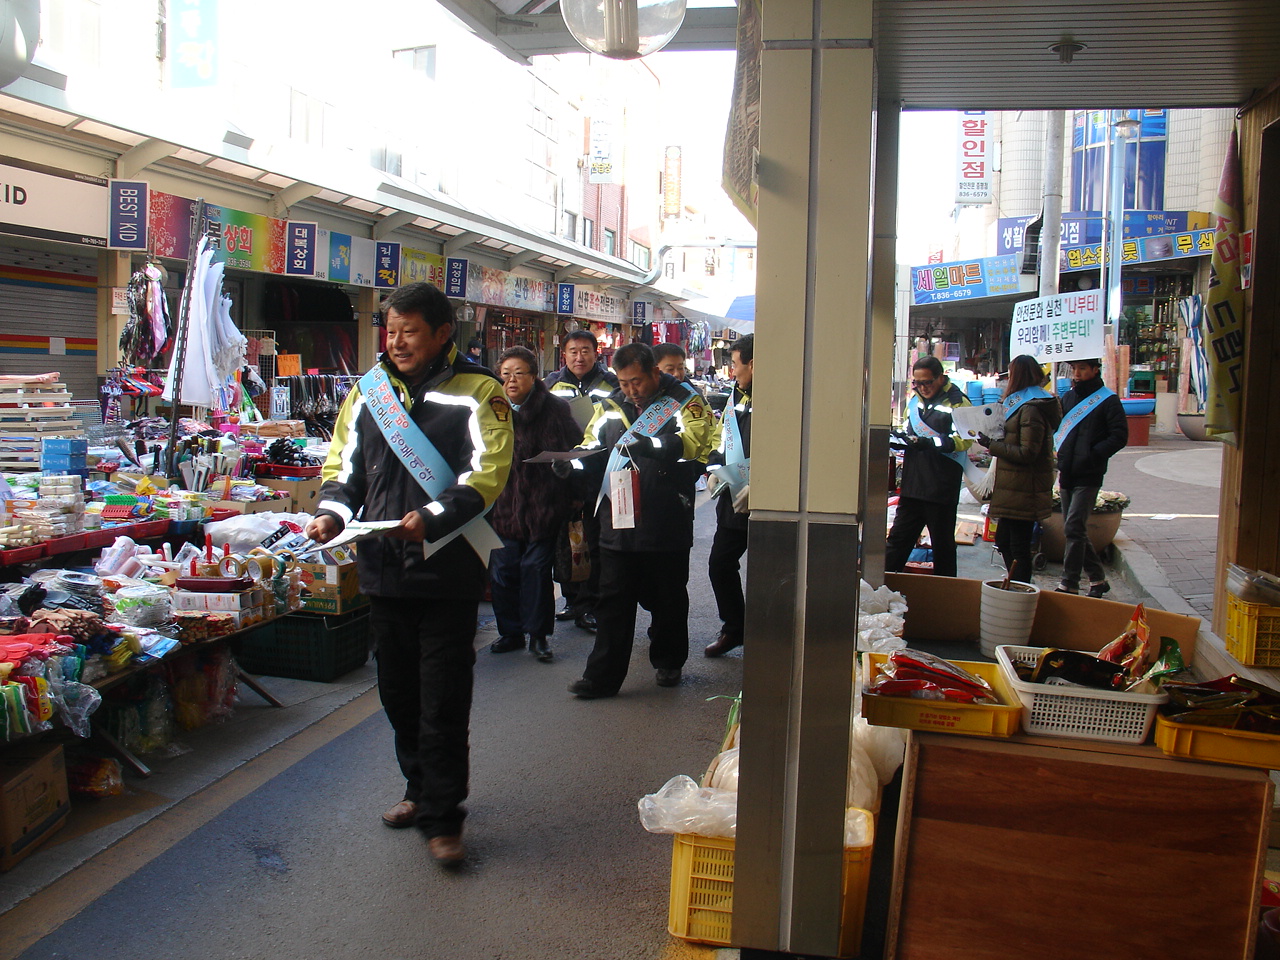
[1009,291,1104,363]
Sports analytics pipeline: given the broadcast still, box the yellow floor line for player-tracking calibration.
[0,689,382,960]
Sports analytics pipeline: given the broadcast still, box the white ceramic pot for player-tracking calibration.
[979,579,1041,658]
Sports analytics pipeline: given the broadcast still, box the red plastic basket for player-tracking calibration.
[45,533,88,555]
[84,528,119,548]
[127,519,171,539]
[0,544,47,565]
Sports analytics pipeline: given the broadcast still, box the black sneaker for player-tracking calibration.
[489,635,525,654]
[568,678,616,699]
[1087,581,1111,598]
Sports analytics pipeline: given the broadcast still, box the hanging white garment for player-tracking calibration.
[163,238,221,408]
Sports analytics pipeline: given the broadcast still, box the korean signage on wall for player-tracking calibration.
[0,156,107,247]
[1009,291,1105,363]
[108,181,149,251]
[911,255,1020,305]
[956,111,992,204]
[401,248,445,288]
[444,257,468,298]
[1060,228,1214,273]
[148,190,286,272]
[588,116,615,185]
[473,263,555,311]
[285,222,317,277]
[168,0,218,88]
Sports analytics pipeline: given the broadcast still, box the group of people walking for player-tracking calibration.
[303,282,753,865]
[886,353,1128,595]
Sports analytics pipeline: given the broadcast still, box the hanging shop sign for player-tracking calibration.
[557,282,575,314]
[167,0,219,88]
[285,222,318,277]
[472,263,555,312]
[632,301,650,323]
[956,111,992,204]
[588,115,616,185]
[1059,228,1214,273]
[568,286,631,323]
[0,156,107,247]
[996,211,1211,256]
[316,229,349,283]
[149,191,285,272]
[375,242,401,288]
[911,255,1020,305]
[350,237,376,287]
[107,180,149,251]
[445,257,468,298]
[1009,291,1105,363]
[401,247,446,287]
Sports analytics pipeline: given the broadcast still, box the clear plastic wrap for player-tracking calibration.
[53,681,102,738]
[844,807,872,847]
[638,775,738,838]
[204,512,314,555]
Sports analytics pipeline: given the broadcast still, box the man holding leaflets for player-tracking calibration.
[304,282,513,866]
[885,356,974,577]
[552,342,712,698]
[544,330,619,630]
[1053,357,1128,596]
[703,334,753,657]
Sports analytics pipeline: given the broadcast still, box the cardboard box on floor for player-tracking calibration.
[300,561,367,614]
[0,743,70,871]
[257,476,323,513]
[883,573,1200,662]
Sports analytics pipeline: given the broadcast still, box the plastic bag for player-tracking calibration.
[66,755,123,798]
[851,715,906,787]
[203,512,313,555]
[845,807,872,848]
[846,741,879,812]
[705,747,740,792]
[53,680,101,738]
[638,775,738,838]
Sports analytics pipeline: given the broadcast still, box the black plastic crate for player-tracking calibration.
[235,609,370,682]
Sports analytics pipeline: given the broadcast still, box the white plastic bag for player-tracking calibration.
[638,775,738,838]
[204,512,313,555]
[851,715,907,787]
[706,747,740,792]
[844,807,873,848]
[846,741,879,812]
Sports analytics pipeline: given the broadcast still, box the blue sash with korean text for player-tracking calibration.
[907,395,985,484]
[597,387,692,508]
[1053,385,1113,451]
[358,365,501,562]
[1001,386,1053,421]
[708,395,749,495]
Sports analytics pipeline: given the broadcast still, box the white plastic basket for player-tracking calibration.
[994,645,1167,744]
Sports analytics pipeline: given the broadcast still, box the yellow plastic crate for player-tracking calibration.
[859,652,1022,737]
[1225,595,1280,667]
[668,817,875,956]
[1154,714,1280,770]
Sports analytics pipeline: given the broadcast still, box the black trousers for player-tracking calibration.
[707,523,748,639]
[885,496,959,577]
[584,547,690,693]
[994,517,1036,584]
[369,596,478,838]
[490,536,555,641]
[560,510,602,614]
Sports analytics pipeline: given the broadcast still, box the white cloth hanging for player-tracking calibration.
[163,238,222,408]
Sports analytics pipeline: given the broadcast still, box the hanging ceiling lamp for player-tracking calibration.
[560,0,687,60]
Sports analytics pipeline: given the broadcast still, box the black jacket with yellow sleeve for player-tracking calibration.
[315,344,514,600]
[572,374,712,552]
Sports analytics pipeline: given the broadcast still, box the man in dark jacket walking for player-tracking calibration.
[487,346,581,662]
[704,334,752,657]
[304,282,513,865]
[885,357,973,577]
[1054,357,1128,597]
[544,330,619,631]
[554,342,712,698]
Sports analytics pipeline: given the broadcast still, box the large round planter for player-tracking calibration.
[1177,412,1208,441]
[979,579,1040,658]
[1037,510,1124,563]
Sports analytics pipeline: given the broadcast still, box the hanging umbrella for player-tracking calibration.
[1179,294,1209,413]
[673,292,755,334]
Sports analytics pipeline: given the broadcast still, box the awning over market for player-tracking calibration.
[673,293,755,334]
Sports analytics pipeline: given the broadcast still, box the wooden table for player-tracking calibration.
[887,731,1273,960]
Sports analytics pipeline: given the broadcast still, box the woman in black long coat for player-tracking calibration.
[487,346,582,661]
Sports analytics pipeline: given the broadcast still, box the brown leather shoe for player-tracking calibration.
[704,631,743,658]
[381,800,419,828]
[428,834,466,864]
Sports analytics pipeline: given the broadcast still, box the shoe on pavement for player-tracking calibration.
[704,631,743,658]
[574,612,598,631]
[428,835,466,864]
[1087,581,1112,599]
[568,678,616,699]
[1054,584,1079,595]
[382,800,419,828]
[554,605,576,622]
[656,668,682,687]
[489,635,525,654]
[530,636,553,662]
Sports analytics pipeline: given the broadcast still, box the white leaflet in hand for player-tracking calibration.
[951,404,1005,441]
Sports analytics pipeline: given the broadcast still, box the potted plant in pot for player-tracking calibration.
[1037,488,1131,564]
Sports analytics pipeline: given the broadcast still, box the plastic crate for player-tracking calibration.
[235,609,370,682]
[1154,714,1280,770]
[254,463,321,478]
[995,645,1166,744]
[860,653,1022,737]
[668,817,874,955]
[1224,594,1280,667]
[0,543,46,565]
[45,533,87,555]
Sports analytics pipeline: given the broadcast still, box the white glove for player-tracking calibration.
[732,483,750,514]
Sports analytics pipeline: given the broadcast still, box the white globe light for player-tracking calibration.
[560,0,687,60]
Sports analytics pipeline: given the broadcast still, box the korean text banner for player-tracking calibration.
[1060,228,1214,273]
[401,248,445,287]
[912,255,1020,305]
[1009,292,1104,363]
[149,191,286,272]
[956,111,992,204]
[0,156,107,247]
